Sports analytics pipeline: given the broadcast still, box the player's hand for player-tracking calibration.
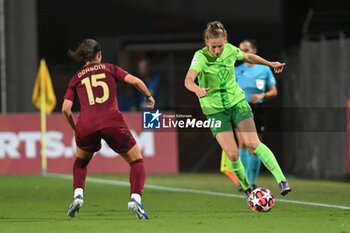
[250,93,265,104]
[270,62,285,74]
[145,96,155,109]
[195,88,210,98]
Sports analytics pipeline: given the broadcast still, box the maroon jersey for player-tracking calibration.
[64,63,128,136]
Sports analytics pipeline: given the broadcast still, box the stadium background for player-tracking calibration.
[1,0,350,180]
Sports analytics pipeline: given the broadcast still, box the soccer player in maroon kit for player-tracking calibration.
[62,39,154,219]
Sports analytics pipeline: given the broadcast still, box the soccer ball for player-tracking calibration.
[248,187,274,212]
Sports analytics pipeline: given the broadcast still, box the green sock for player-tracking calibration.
[228,158,250,190]
[254,143,286,183]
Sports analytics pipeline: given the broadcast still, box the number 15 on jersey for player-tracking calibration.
[81,73,109,105]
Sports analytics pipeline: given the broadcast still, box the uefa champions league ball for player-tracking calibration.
[248,187,275,212]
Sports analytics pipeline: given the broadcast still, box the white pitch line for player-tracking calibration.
[48,173,350,210]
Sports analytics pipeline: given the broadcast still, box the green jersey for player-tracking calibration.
[189,43,245,115]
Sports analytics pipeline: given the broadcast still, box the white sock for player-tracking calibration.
[74,188,84,198]
[131,193,141,204]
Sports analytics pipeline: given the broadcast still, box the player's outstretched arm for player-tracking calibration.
[124,74,155,109]
[184,69,210,98]
[242,52,285,74]
[62,99,76,133]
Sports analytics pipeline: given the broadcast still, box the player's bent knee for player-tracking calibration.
[76,146,94,160]
[121,144,143,164]
[238,141,248,149]
[246,140,260,152]
[225,149,239,161]
[128,152,143,163]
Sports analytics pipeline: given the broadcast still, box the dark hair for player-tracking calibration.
[204,21,227,41]
[68,39,101,62]
[241,39,258,50]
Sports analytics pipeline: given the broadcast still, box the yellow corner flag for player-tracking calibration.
[32,59,56,114]
[220,150,239,185]
[32,59,56,175]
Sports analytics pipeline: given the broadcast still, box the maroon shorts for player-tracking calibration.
[75,125,136,154]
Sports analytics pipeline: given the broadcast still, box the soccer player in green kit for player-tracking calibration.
[184,21,291,205]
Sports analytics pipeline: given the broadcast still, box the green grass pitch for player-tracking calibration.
[0,173,349,233]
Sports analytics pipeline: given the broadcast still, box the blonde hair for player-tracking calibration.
[204,21,227,41]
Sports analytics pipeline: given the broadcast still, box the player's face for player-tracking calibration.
[206,36,226,58]
[239,42,257,54]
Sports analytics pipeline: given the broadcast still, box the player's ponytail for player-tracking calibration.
[68,39,101,63]
[204,21,227,41]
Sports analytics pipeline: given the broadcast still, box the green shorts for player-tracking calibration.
[205,99,254,137]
